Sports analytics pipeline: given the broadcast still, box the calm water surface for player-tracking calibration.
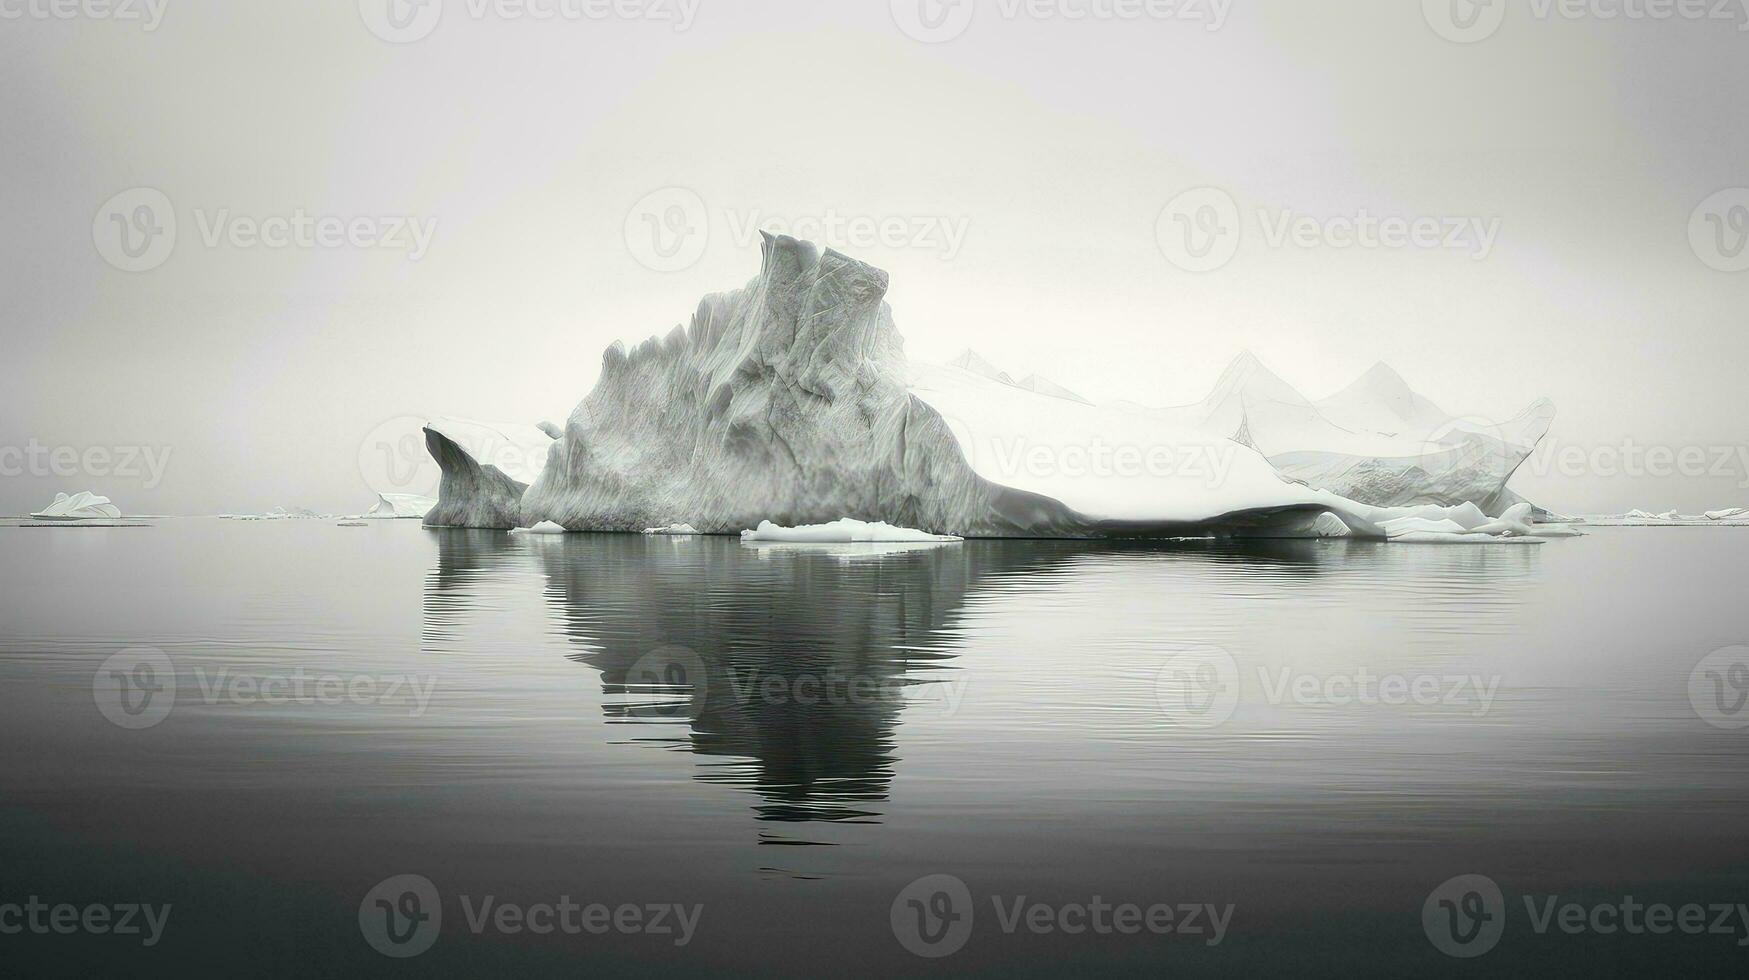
[2,521,1747,976]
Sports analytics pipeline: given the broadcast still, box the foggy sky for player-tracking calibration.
[3,0,1747,516]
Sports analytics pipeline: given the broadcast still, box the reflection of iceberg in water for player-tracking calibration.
[419,531,1541,840]
[525,535,1005,828]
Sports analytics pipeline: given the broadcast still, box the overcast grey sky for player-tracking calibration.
[3,0,1746,515]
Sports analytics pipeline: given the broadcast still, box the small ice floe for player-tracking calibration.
[31,491,122,521]
[511,521,569,535]
[739,519,962,543]
[337,521,369,527]
[1374,502,1579,544]
[643,523,702,535]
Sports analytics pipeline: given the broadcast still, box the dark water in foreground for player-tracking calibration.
[2,520,1748,976]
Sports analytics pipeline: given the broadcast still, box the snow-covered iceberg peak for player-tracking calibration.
[31,491,122,521]
[519,233,1082,536]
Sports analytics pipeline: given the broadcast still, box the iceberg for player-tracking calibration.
[511,520,569,535]
[643,523,702,535]
[422,418,557,529]
[1135,353,1554,515]
[31,492,123,521]
[1706,508,1748,521]
[740,519,962,543]
[426,235,1574,543]
[364,493,437,520]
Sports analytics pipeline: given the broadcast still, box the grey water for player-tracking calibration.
[2,521,1748,976]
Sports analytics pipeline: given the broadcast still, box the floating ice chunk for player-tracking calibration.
[512,521,569,535]
[740,519,962,543]
[1384,529,1544,544]
[643,523,701,535]
[364,493,437,520]
[1706,508,1748,521]
[31,492,123,521]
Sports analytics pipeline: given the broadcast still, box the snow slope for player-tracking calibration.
[1134,352,1554,514]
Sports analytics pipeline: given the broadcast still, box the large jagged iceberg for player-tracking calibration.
[427,235,1571,541]
[31,491,122,521]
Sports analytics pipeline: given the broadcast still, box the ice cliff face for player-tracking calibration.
[518,234,1081,536]
[422,418,556,529]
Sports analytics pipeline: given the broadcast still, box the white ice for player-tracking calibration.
[31,492,123,521]
[364,493,437,520]
[740,519,963,543]
[643,523,701,535]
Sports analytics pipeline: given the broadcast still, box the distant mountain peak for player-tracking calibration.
[948,348,1015,386]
